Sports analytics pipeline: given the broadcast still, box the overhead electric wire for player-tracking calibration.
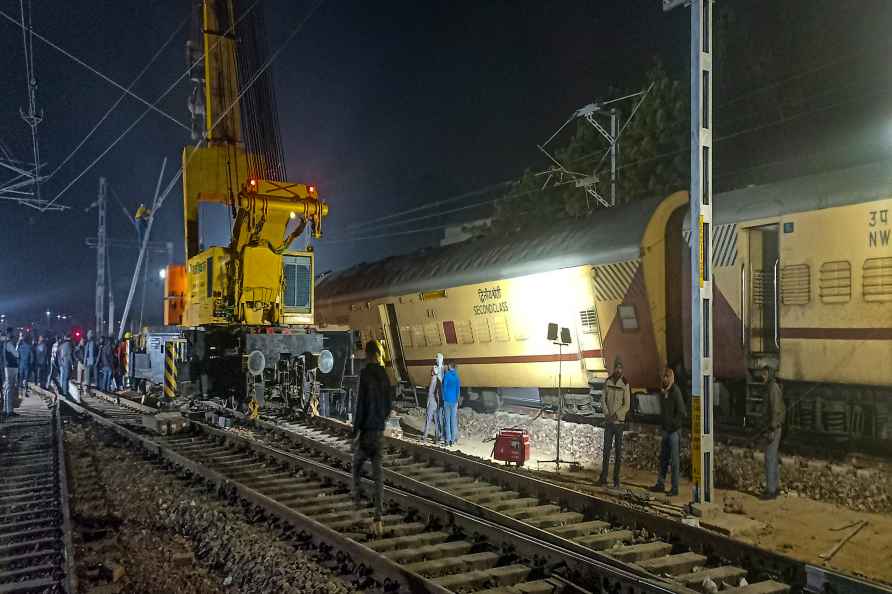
[40,0,262,211]
[326,83,892,244]
[110,0,328,319]
[0,8,189,133]
[346,180,513,231]
[47,15,189,182]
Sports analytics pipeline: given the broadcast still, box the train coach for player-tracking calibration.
[317,160,892,450]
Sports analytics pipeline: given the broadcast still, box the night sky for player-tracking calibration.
[0,1,886,330]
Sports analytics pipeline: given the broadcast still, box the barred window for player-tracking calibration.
[423,323,442,346]
[411,325,425,346]
[864,257,892,302]
[491,316,510,342]
[819,261,851,304]
[399,325,413,348]
[579,309,598,334]
[454,320,474,344]
[781,264,810,305]
[472,318,491,343]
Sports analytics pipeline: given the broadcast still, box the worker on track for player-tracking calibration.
[58,334,73,400]
[762,366,786,500]
[651,367,686,497]
[597,357,631,489]
[35,335,49,389]
[16,332,32,396]
[442,360,461,446]
[351,340,392,533]
[422,353,444,443]
[3,328,19,417]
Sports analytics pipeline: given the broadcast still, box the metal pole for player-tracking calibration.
[117,158,167,341]
[106,243,115,337]
[609,109,617,206]
[94,177,107,336]
[689,0,715,505]
[556,342,562,470]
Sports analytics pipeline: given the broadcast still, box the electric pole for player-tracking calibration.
[90,177,108,337]
[664,0,715,505]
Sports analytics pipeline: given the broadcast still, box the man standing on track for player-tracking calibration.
[352,340,393,534]
[58,335,73,401]
[3,328,19,418]
[35,335,49,389]
[597,357,631,489]
[651,367,687,497]
[422,353,444,443]
[442,361,461,446]
[83,330,97,393]
[762,366,785,500]
[16,332,32,397]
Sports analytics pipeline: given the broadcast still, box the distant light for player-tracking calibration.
[159,268,167,280]
[249,178,257,187]
[46,310,51,316]
[289,211,296,220]
[308,185,316,194]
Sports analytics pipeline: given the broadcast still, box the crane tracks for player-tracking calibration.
[0,395,75,593]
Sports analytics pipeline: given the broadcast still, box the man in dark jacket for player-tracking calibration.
[651,367,687,496]
[352,340,393,527]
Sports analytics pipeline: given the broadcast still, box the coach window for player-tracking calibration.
[617,304,639,332]
[424,323,442,346]
[780,264,810,305]
[411,325,425,346]
[455,321,474,344]
[491,316,510,342]
[399,326,413,348]
[863,257,892,302]
[472,318,492,343]
[443,321,458,344]
[819,260,852,304]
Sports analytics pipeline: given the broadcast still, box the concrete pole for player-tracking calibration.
[94,177,107,336]
[689,0,715,505]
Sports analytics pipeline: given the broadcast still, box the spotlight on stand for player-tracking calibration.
[538,322,575,471]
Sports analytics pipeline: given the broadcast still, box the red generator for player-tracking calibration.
[492,428,531,466]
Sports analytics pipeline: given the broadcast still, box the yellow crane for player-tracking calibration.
[162,0,340,411]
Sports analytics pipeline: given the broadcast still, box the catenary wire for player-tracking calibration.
[348,46,881,232]
[47,15,189,182]
[39,1,262,211]
[324,86,892,244]
[0,8,189,133]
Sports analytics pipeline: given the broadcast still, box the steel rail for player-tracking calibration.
[59,394,686,594]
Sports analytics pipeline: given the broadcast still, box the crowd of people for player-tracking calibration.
[1,327,130,417]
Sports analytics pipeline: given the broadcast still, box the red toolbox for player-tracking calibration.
[492,428,531,466]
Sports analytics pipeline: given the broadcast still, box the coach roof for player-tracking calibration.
[319,159,892,305]
[317,193,663,305]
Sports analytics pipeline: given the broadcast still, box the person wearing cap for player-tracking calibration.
[597,357,631,488]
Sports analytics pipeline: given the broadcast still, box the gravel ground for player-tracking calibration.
[412,408,892,514]
[65,419,355,594]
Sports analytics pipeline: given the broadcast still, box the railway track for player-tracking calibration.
[0,393,75,593]
[54,390,687,594]
[59,390,892,594]
[239,410,892,594]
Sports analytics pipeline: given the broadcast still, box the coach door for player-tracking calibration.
[744,224,780,357]
[377,303,411,384]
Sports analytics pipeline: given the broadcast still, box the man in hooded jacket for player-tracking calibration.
[352,340,393,529]
[422,353,444,443]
